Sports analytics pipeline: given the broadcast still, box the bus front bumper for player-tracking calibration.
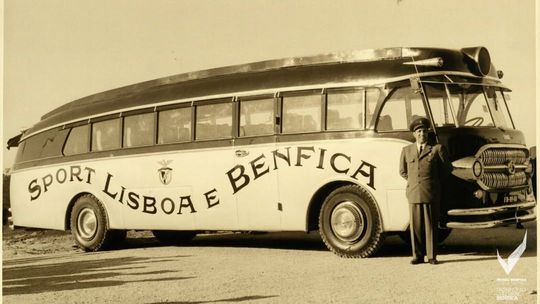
[445,200,536,229]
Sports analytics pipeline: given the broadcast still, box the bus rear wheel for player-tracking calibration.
[152,230,197,245]
[319,185,384,258]
[70,194,116,251]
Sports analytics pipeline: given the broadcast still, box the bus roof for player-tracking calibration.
[24,46,502,138]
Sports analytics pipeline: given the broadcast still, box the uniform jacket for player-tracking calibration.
[399,142,451,204]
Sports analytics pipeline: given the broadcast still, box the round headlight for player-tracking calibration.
[473,160,483,178]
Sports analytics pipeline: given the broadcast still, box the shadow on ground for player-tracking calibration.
[116,221,536,260]
[2,255,193,296]
[147,295,280,304]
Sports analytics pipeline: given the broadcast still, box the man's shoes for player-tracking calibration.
[410,258,424,265]
[428,259,439,265]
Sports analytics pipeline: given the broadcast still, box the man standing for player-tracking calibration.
[399,117,451,265]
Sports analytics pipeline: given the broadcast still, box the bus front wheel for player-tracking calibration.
[152,230,197,245]
[70,194,116,251]
[319,185,384,258]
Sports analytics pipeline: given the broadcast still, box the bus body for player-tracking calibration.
[8,47,536,257]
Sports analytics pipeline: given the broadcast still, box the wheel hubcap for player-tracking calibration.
[330,201,365,243]
[77,208,98,240]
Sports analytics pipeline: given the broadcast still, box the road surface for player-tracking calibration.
[2,222,537,303]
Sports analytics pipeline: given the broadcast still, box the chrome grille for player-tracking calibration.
[479,149,527,166]
[480,172,527,189]
[477,147,529,190]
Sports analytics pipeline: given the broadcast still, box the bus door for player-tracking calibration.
[233,96,282,230]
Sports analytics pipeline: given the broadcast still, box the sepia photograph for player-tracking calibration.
[2,1,537,303]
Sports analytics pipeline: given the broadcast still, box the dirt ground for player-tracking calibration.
[2,227,152,259]
[2,223,538,304]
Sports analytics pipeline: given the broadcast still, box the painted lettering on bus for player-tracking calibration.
[28,167,220,216]
[26,145,377,216]
[102,172,205,215]
[226,146,376,194]
[28,165,95,201]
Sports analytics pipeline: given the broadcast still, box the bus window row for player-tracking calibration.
[20,88,381,160]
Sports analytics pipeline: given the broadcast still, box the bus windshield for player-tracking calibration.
[423,83,514,129]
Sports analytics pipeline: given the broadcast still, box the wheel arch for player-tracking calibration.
[306,180,382,231]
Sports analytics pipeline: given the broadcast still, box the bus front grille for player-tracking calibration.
[476,146,530,190]
[480,172,527,189]
[479,148,527,166]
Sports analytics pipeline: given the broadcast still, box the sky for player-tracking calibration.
[3,0,537,169]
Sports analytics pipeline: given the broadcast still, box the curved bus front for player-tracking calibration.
[418,79,536,229]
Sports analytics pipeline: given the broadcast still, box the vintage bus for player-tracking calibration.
[7,47,536,257]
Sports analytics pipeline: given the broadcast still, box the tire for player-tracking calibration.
[152,230,197,245]
[398,228,453,245]
[319,185,385,258]
[70,194,115,251]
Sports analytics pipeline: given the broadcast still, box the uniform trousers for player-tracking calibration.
[409,203,437,260]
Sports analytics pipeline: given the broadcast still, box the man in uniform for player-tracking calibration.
[399,117,451,265]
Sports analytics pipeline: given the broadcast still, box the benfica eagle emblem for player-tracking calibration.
[158,160,173,185]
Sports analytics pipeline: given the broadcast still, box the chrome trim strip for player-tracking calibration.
[447,201,536,216]
[446,214,536,229]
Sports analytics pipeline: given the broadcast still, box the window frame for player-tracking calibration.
[325,87,366,132]
[194,98,235,141]
[280,89,324,134]
[375,86,429,133]
[63,124,91,156]
[122,112,157,148]
[237,94,276,138]
[91,118,123,152]
[157,105,193,145]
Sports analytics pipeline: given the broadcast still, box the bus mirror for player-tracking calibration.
[275,116,281,125]
[410,77,421,93]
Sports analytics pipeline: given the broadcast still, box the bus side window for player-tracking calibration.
[282,94,321,133]
[64,125,89,155]
[158,107,192,144]
[376,87,425,132]
[239,98,274,137]
[196,102,233,140]
[21,128,69,161]
[327,90,364,131]
[123,113,155,147]
[92,118,121,151]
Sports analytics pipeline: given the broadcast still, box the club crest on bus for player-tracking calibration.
[158,160,173,185]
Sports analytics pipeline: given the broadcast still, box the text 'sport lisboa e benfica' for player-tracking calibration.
[7,47,536,257]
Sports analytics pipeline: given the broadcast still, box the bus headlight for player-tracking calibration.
[473,160,483,178]
[451,156,483,181]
